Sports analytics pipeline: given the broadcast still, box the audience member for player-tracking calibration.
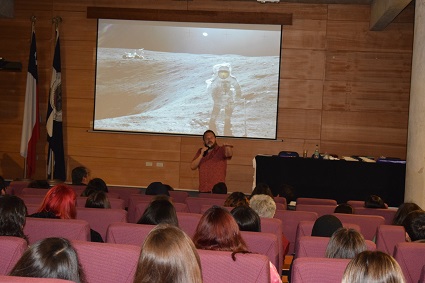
[85,191,111,209]
[250,183,274,199]
[224,192,249,208]
[27,180,51,189]
[0,175,7,195]
[145,182,170,196]
[230,205,261,232]
[402,209,425,242]
[0,195,27,242]
[29,184,103,242]
[364,194,388,209]
[9,237,86,283]
[325,227,367,259]
[193,206,282,283]
[276,183,295,203]
[392,202,423,226]
[81,177,108,197]
[162,184,174,191]
[137,197,179,227]
[334,203,354,214]
[212,182,228,194]
[71,166,90,185]
[133,224,202,283]
[342,251,405,283]
[250,194,276,218]
[311,214,343,237]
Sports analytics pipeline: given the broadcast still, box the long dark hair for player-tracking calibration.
[0,195,28,242]
[137,198,179,226]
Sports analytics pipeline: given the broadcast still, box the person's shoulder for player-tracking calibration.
[29,211,59,219]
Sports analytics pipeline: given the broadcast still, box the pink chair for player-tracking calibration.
[133,201,188,223]
[68,185,86,196]
[185,197,224,213]
[198,193,229,199]
[332,213,385,240]
[24,218,90,244]
[375,224,406,255]
[21,188,49,195]
[127,195,155,223]
[296,204,338,217]
[177,212,202,238]
[200,204,232,214]
[274,210,318,254]
[393,242,425,283]
[295,236,376,258]
[108,186,142,208]
[25,203,39,215]
[20,195,45,206]
[76,197,125,209]
[347,200,364,208]
[0,237,28,275]
[241,231,279,269]
[106,222,153,245]
[353,207,397,225]
[291,257,350,283]
[419,265,425,283]
[168,190,189,203]
[274,196,287,208]
[72,240,140,283]
[0,276,74,282]
[261,217,283,270]
[8,181,30,196]
[198,249,270,283]
[76,207,127,240]
[296,198,337,206]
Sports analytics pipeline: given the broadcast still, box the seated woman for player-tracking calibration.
[29,184,103,242]
[85,191,111,209]
[137,196,179,227]
[311,214,343,237]
[364,195,388,209]
[224,192,249,208]
[193,206,282,283]
[133,224,202,283]
[250,183,274,199]
[0,195,28,242]
[402,209,425,242]
[250,194,276,218]
[342,251,405,283]
[145,181,170,196]
[81,177,108,197]
[325,227,367,259]
[392,202,423,226]
[231,205,261,232]
[9,237,86,283]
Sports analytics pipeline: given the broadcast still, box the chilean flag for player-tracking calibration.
[20,30,40,178]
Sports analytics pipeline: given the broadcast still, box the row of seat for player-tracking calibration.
[0,236,272,283]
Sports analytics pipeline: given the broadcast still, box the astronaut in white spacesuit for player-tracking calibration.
[207,63,242,136]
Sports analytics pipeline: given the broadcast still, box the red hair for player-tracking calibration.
[37,184,77,219]
[193,206,249,257]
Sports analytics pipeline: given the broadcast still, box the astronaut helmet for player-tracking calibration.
[213,63,231,80]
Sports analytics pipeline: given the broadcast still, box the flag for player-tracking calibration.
[46,28,66,180]
[20,29,40,178]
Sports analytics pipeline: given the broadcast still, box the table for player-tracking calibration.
[255,155,406,207]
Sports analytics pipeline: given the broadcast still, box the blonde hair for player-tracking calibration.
[342,251,405,283]
[133,224,202,283]
[249,194,276,218]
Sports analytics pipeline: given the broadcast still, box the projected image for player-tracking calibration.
[94,19,282,139]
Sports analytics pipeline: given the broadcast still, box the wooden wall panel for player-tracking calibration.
[320,141,407,160]
[282,19,327,50]
[277,109,322,140]
[281,49,325,79]
[279,79,323,109]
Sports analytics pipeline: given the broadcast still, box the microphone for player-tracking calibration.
[203,146,210,157]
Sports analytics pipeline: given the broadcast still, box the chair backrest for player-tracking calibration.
[21,188,49,195]
[132,201,188,223]
[274,210,318,254]
[127,195,155,223]
[108,186,142,208]
[241,231,279,269]
[176,212,202,238]
[347,200,364,208]
[295,236,376,258]
[296,204,338,217]
[25,203,39,215]
[8,181,30,196]
[168,190,189,203]
[106,222,153,245]
[24,217,90,244]
[274,196,287,209]
[20,195,45,206]
[200,204,232,214]
[0,276,74,282]
[76,207,127,240]
[332,213,385,240]
[291,257,350,283]
[419,265,425,283]
[260,217,284,269]
[185,197,224,213]
[296,198,337,206]
[353,207,397,225]
[76,197,125,209]
[72,240,140,283]
[393,242,425,283]
[0,237,28,275]
[198,193,229,199]
[67,185,86,196]
[375,224,406,255]
[198,249,270,283]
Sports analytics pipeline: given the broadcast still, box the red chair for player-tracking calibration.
[177,212,202,238]
[21,188,49,195]
[106,222,153,245]
[76,197,125,209]
[394,242,425,283]
[133,201,188,223]
[347,200,364,208]
[419,265,425,283]
[8,181,30,196]
[274,210,318,254]
[185,197,224,213]
[198,193,229,199]
[375,224,406,255]
[296,198,337,206]
[332,213,385,241]
[296,204,337,217]
[108,186,142,208]
[200,204,232,214]
[76,207,127,240]
[24,218,90,244]
[353,207,397,225]
[25,203,39,215]
[127,195,155,223]
[261,217,284,270]
[241,231,279,270]
[20,195,45,206]
[72,240,140,283]
[0,237,28,275]
[0,276,74,282]
[291,257,350,283]
[274,196,287,209]
[168,190,189,203]
[198,249,271,283]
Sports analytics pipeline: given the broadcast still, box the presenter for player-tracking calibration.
[191,130,233,192]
